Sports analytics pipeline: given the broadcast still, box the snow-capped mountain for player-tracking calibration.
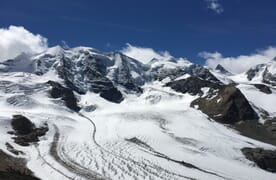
[0,46,276,180]
[246,59,276,86]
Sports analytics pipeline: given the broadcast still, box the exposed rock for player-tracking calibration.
[242,147,276,172]
[5,143,24,156]
[108,53,145,93]
[11,115,35,135]
[191,85,258,124]
[215,64,232,75]
[263,67,276,86]
[246,64,266,81]
[126,137,153,150]
[11,115,48,146]
[264,119,276,137]
[246,63,276,86]
[165,76,221,96]
[151,68,186,81]
[235,121,276,146]
[253,84,272,94]
[150,62,220,83]
[0,150,40,180]
[47,81,81,111]
[184,64,221,83]
[82,105,97,112]
[56,54,124,103]
[99,87,123,103]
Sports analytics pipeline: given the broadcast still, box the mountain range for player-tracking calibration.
[0,46,276,180]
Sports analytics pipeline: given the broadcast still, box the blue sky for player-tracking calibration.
[1,0,276,64]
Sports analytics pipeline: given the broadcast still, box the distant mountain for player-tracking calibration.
[0,46,275,180]
[215,64,232,75]
[246,59,276,85]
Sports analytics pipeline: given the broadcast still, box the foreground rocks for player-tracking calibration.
[0,150,40,180]
[10,115,48,146]
[242,147,276,172]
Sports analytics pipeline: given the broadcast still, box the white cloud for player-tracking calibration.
[120,43,172,64]
[199,47,276,74]
[0,25,48,61]
[204,0,224,14]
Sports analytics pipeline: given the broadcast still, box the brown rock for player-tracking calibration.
[191,85,258,124]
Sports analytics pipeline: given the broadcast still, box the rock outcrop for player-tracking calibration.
[48,81,81,111]
[246,64,266,81]
[242,147,276,172]
[263,67,276,86]
[10,115,48,146]
[253,84,272,94]
[191,85,258,124]
[0,150,40,180]
[11,115,35,135]
[215,64,232,75]
[165,76,221,96]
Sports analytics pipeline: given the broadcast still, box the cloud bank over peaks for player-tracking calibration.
[199,47,276,74]
[120,43,173,64]
[0,25,48,62]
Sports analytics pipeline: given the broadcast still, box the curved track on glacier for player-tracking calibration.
[77,112,195,180]
[35,112,233,180]
[35,124,106,180]
[77,113,234,180]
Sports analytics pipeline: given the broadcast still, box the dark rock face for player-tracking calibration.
[47,81,81,111]
[191,85,258,124]
[99,87,124,103]
[165,76,221,96]
[263,67,276,86]
[167,77,258,124]
[246,64,266,81]
[151,67,186,81]
[109,53,145,93]
[215,64,232,75]
[242,147,276,172]
[56,55,124,103]
[150,63,220,83]
[184,64,220,83]
[0,150,40,180]
[264,119,276,137]
[11,115,35,135]
[10,115,49,146]
[253,84,272,94]
[246,64,276,86]
[235,121,276,146]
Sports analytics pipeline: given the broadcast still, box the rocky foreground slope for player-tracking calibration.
[0,46,276,179]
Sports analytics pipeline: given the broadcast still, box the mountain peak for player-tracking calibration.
[215,64,232,75]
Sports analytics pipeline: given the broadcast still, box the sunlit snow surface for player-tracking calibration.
[0,72,276,180]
